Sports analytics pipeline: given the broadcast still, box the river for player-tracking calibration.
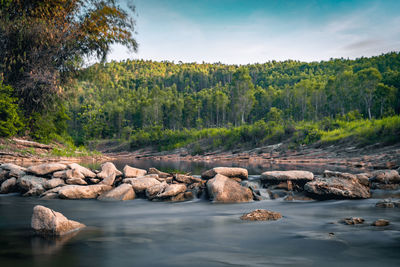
[0,159,399,267]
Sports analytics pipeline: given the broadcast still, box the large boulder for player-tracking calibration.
[17,175,47,193]
[202,167,248,180]
[98,184,135,201]
[66,178,87,185]
[1,163,26,178]
[31,205,85,235]
[304,177,370,200]
[157,184,187,198]
[97,162,122,179]
[146,182,168,200]
[27,163,67,176]
[68,163,96,178]
[43,178,65,190]
[261,170,314,182]
[370,170,400,184]
[123,177,160,194]
[0,177,17,193]
[148,167,170,178]
[174,174,202,184]
[206,174,253,203]
[58,184,112,199]
[99,173,116,186]
[123,165,147,178]
[65,169,85,180]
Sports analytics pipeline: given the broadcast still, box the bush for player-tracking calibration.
[0,82,24,137]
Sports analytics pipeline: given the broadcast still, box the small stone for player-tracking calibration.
[372,219,390,226]
[376,199,396,208]
[240,209,282,221]
[342,217,365,225]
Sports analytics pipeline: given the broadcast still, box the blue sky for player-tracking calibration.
[108,0,400,64]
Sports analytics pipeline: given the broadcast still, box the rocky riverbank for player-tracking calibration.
[1,161,399,203]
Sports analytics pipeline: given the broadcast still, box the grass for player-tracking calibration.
[128,115,400,153]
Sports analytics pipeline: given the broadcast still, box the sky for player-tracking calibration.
[108,0,400,64]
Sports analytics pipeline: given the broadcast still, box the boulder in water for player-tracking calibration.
[372,219,390,226]
[0,177,17,193]
[58,184,112,199]
[202,167,248,180]
[341,217,365,225]
[261,170,314,182]
[123,165,147,178]
[27,163,67,176]
[98,184,135,201]
[206,174,253,203]
[240,209,282,221]
[304,177,370,200]
[123,177,160,193]
[97,162,122,179]
[43,178,65,190]
[31,205,85,235]
[68,163,96,178]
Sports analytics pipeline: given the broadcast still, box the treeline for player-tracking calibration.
[68,52,400,143]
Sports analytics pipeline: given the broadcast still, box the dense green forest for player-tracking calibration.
[65,52,400,150]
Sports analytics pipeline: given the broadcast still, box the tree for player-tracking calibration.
[0,0,137,127]
[356,68,382,119]
[230,68,255,125]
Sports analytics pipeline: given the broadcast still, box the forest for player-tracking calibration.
[65,53,400,151]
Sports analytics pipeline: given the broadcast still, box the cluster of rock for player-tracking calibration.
[1,162,399,202]
[340,217,390,227]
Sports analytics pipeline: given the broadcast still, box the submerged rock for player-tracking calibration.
[31,205,85,235]
[372,219,390,226]
[98,184,135,201]
[123,165,147,178]
[341,217,365,225]
[206,174,253,203]
[375,199,399,208]
[304,177,370,200]
[27,163,67,176]
[97,162,122,179]
[58,184,112,199]
[201,167,248,180]
[240,209,282,221]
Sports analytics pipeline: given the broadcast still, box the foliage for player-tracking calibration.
[0,0,137,136]
[0,81,24,136]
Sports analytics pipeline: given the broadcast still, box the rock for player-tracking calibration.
[66,178,87,185]
[206,174,253,203]
[123,177,160,193]
[40,186,65,198]
[89,178,100,184]
[17,175,47,192]
[0,169,8,184]
[157,184,187,198]
[52,170,68,179]
[261,170,314,182]
[65,169,85,180]
[372,219,390,226]
[123,165,147,178]
[97,162,122,179]
[1,163,26,178]
[240,209,282,221]
[68,163,96,178]
[0,177,17,193]
[169,191,194,202]
[174,174,202,184]
[146,182,168,199]
[202,167,248,180]
[342,217,365,225]
[43,178,65,190]
[304,177,370,200]
[31,205,85,235]
[371,170,400,184]
[98,184,135,201]
[100,173,116,186]
[324,170,356,179]
[27,163,67,176]
[58,184,112,199]
[148,167,170,178]
[375,199,399,208]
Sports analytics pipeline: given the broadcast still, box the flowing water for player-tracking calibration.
[0,159,399,267]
